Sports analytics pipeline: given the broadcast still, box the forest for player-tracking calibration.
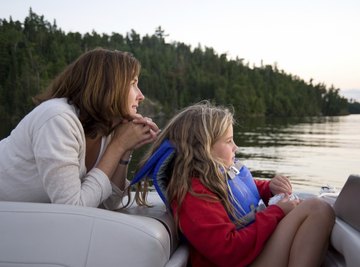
[1,9,359,138]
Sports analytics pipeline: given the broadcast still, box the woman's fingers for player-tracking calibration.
[132,116,160,133]
[116,120,159,151]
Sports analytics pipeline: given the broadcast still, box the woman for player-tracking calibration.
[135,101,335,267]
[0,48,160,209]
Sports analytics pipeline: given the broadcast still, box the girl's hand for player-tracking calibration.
[275,195,300,215]
[270,174,292,195]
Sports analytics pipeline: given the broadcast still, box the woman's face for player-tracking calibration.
[127,76,144,117]
[211,125,238,168]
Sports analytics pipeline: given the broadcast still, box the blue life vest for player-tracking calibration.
[131,139,263,224]
[226,161,264,226]
[131,139,176,205]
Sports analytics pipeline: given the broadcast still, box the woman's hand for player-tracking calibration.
[269,174,292,195]
[111,116,160,152]
[131,116,160,148]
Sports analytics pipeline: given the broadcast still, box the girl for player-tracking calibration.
[136,101,335,267]
[0,48,160,209]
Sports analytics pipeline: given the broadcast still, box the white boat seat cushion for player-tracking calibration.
[330,175,360,267]
[0,201,171,267]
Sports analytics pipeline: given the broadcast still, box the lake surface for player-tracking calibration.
[235,114,360,194]
[130,114,360,195]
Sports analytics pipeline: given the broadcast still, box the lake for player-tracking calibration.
[235,114,360,194]
[130,114,360,195]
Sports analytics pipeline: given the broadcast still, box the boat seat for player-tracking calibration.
[0,193,189,267]
[118,191,180,256]
[325,175,360,267]
[334,175,360,232]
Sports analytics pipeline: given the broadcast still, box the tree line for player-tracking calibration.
[1,9,359,139]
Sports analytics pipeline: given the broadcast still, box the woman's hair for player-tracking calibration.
[33,47,141,138]
[135,100,244,227]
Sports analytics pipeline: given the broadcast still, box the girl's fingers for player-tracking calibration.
[271,175,293,195]
[276,175,292,191]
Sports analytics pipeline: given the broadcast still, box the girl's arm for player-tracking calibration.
[175,181,284,267]
[255,175,293,205]
[255,179,273,204]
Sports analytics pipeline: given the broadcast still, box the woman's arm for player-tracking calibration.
[97,117,159,188]
[33,114,112,207]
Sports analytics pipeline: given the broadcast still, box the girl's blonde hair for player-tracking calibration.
[33,48,141,138]
[136,101,244,227]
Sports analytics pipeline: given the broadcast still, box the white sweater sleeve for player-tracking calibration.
[32,113,112,207]
[102,180,131,210]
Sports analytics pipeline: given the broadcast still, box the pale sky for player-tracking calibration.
[1,0,360,99]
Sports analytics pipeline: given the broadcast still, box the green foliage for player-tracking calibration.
[347,101,360,114]
[0,9,354,139]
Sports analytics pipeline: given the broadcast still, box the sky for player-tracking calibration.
[1,0,360,100]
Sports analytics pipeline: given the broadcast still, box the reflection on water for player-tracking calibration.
[235,114,360,194]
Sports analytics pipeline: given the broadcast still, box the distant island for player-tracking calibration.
[340,89,360,103]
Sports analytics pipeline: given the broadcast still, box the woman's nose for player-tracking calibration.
[137,88,145,101]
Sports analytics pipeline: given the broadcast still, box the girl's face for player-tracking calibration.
[127,76,144,117]
[211,125,238,168]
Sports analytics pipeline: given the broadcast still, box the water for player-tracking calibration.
[235,114,360,194]
[129,114,360,195]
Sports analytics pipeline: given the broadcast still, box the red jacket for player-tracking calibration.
[172,178,284,267]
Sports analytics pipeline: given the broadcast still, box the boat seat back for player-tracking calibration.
[130,140,181,255]
[334,174,360,232]
[0,198,188,267]
[119,191,180,256]
[328,175,360,267]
